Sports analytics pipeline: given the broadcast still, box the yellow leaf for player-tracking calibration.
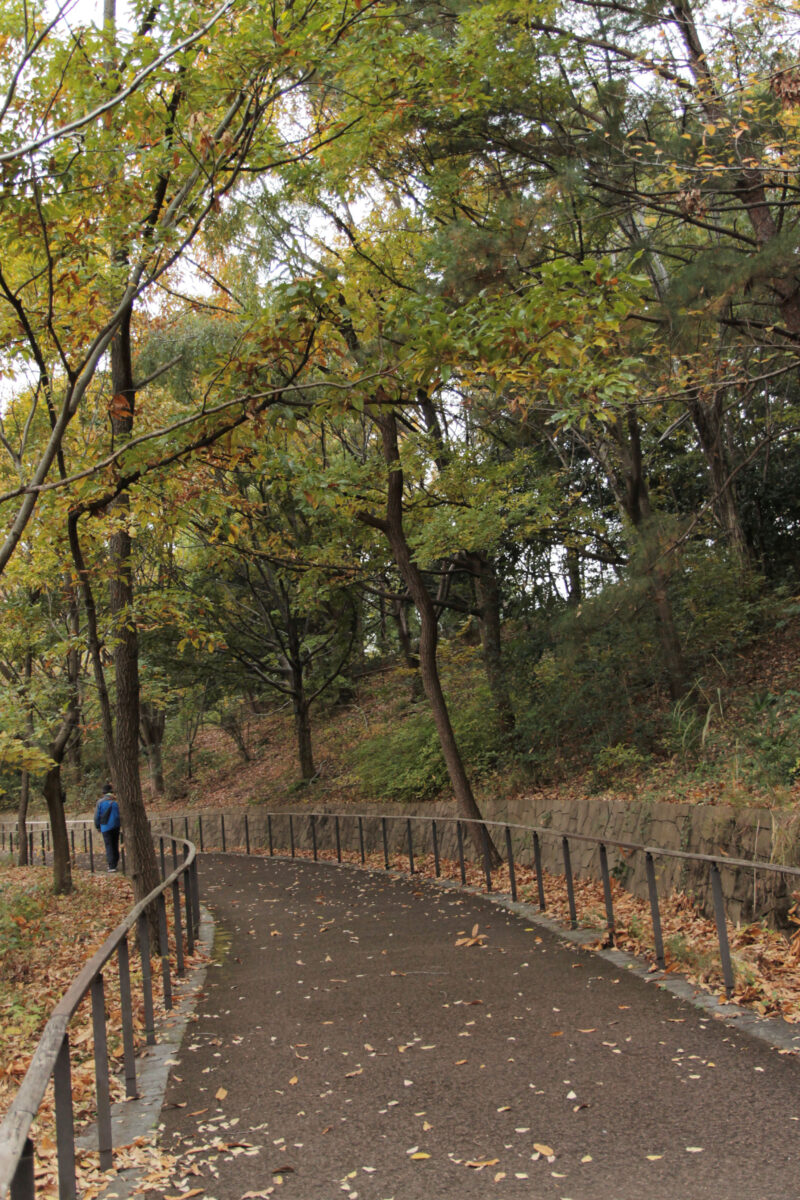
[533,1143,554,1156]
[215,1087,228,1101]
[411,1152,430,1160]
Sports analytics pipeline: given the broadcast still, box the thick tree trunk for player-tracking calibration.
[370,413,501,866]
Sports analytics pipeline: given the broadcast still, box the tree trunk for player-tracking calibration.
[108,308,160,907]
[465,551,515,737]
[392,597,423,700]
[687,391,750,565]
[140,703,166,794]
[44,710,78,895]
[17,771,30,867]
[294,699,316,781]
[610,410,687,701]
[43,764,72,895]
[16,651,33,866]
[566,546,582,609]
[369,413,501,866]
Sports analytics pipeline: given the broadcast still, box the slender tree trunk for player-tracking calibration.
[465,551,515,736]
[566,546,582,609]
[17,771,30,867]
[687,391,749,565]
[44,710,78,895]
[140,703,166,793]
[610,411,687,701]
[294,699,316,781]
[43,764,72,895]
[367,413,501,866]
[392,597,423,700]
[16,651,33,866]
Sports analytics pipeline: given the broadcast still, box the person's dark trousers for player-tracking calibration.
[102,829,120,871]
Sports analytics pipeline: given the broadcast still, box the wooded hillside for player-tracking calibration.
[1,0,799,890]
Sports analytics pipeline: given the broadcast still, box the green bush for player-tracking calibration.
[351,683,502,803]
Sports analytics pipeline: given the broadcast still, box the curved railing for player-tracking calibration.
[148,807,800,1002]
[0,838,200,1200]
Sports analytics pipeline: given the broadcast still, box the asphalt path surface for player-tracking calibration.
[150,853,800,1200]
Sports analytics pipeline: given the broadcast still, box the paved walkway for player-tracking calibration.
[148,853,800,1200]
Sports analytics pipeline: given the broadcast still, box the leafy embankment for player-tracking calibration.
[150,610,800,817]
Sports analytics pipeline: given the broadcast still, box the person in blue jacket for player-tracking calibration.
[94,782,121,872]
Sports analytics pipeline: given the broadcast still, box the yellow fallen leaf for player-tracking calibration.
[533,1143,554,1156]
[465,1158,499,1169]
[411,1152,430,1160]
[215,1087,228,1101]
[647,1154,663,1161]
[289,1076,298,1085]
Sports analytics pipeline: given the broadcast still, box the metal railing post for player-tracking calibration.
[533,832,546,910]
[245,813,251,855]
[311,815,318,861]
[184,867,195,956]
[10,1137,34,1200]
[221,813,226,852]
[90,975,113,1170]
[191,857,200,928]
[198,814,204,852]
[711,861,735,999]
[54,1035,77,1200]
[358,816,366,865]
[382,817,389,870]
[117,937,137,1098]
[456,821,466,885]
[335,816,342,863]
[172,879,185,976]
[289,815,295,858]
[89,829,94,874]
[645,853,666,970]
[159,836,166,880]
[432,820,440,877]
[136,913,156,1045]
[406,819,414,874]
[481,824,492,893]
[562,837,577,928]
[599,843,615,940]
[268,813,274,856]
[157,893,173,1011]
[505,826,517,902]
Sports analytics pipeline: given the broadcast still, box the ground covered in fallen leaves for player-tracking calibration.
[0,862,191,1198]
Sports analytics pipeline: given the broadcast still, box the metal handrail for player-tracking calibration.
[0,837,200,1200]
[150,806,800,1006]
